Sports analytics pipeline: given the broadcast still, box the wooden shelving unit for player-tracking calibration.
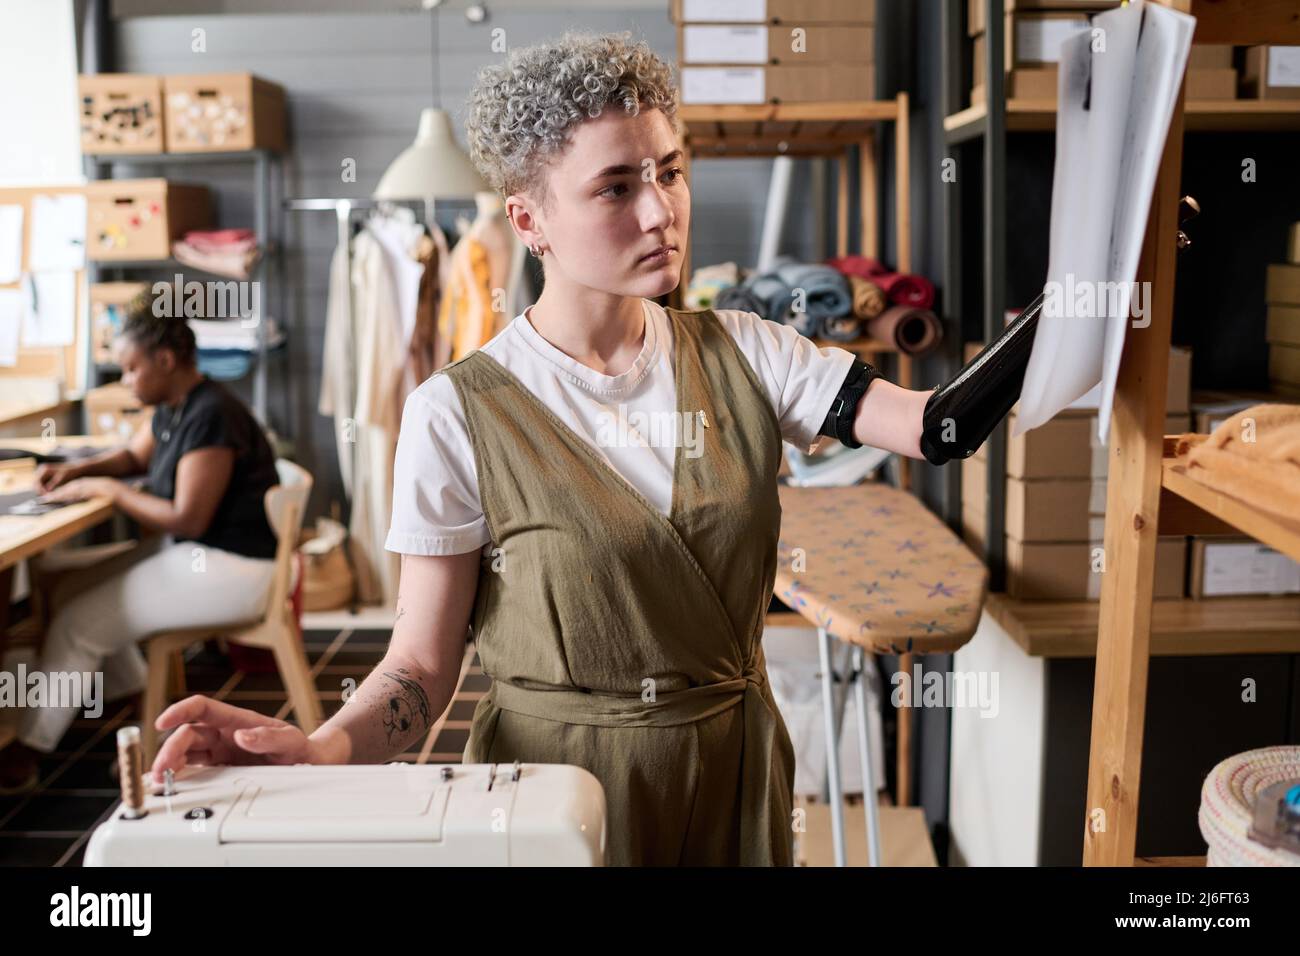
[676,96,917,482]
[1084,0,1300,867]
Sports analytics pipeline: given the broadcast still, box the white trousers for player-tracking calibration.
[18,535,275,753]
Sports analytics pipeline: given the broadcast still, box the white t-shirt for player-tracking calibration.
[384,298,855,557]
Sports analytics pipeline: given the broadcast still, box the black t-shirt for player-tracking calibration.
[146,376,279,559]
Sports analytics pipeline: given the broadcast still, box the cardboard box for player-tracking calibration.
[1006,476,1091,542]
[1186,68,1237,100]
[961,504,987,555]
[1190,389,1289,434]
[680,24,874,64]
[1188,44,1234,69]
[681,63,873,103]
[971,68,1060,104]
[89,282,149,365]
[1190,537,1300,598]
[1267,263,1300,304]
[1241,45,1300,101]
[1006,536,1185,600]
[78,74,165,155]
[83,382,154,440]
[1167,345,1192,413]
[971,408,1093,478]
[968,0,1116,38]
[1268,342,1300,388]
[85,178,211,261]
[673,0,875,24]
[1267,304,1300,347]
[1288,222,1300,264]
[163,73,286,153]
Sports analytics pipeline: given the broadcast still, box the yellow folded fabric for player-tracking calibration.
[848,275,886,319]
[1184,403,1300,524]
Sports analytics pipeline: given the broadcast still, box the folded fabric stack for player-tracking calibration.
[1182,403,1300,524]
[191,316,286,381]
[686,261,742,310]
[172,228,261,279]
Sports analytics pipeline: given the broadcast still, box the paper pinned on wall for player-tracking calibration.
[30,193,86,272]
[0,288,21,366]
[0,205,23,284]
[1014,0,1195,444]
[21,271,77,348]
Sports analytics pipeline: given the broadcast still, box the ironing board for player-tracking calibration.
[773,482,988,866]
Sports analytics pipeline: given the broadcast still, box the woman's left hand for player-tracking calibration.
[40,477,121,504]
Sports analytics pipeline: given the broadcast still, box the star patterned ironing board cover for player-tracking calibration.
[775,483,988,654]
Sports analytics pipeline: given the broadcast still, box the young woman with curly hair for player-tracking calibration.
[147,30,967,866]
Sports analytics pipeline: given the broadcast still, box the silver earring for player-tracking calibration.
[529,242,545,258]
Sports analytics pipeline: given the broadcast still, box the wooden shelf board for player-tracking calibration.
[945,98,1300,138]
[682,100,902,156]
[985,591,1300,658]
[807,336,898,355]
[1163,460,1300,564]
[1134,855,1207,867]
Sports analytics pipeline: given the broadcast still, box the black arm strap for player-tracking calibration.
[818,356,883,449]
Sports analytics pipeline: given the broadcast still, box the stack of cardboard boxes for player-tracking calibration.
[670,0,875,104]
[1266,222,1300,398]
[966,0,1240,105]
[961,344,1191,600]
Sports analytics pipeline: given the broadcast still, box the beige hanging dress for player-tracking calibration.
[443,306,796,866]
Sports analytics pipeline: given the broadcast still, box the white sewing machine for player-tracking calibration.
[85,762,607,866]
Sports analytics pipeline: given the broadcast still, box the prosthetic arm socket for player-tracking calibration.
[919,291,1045,466]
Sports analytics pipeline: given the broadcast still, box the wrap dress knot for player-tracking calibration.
[443,305,797,866]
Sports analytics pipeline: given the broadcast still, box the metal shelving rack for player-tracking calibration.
[82,149,286,427]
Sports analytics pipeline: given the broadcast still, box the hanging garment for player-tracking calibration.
[319,241,356,497]
[416,225,452,375]
[438,307,798,866]
[438,236,496,361]
[345,220,422,605]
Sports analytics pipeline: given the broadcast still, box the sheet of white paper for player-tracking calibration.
[21,271,77,347]
[1015,0,1194,443]
[30,193,86,272]
[0,288,22,366]
[0,205,23,284]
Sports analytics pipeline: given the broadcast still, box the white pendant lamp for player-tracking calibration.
[373,0,488,202]
[373,107,488,201]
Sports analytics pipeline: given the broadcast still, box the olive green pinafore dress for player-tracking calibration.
[443,306,796,866]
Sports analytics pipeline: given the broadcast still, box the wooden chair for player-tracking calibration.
[140,459,322,762]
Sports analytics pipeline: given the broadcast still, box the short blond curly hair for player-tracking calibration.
[463,30,680,211]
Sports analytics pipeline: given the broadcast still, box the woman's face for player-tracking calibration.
[510,106,690,301]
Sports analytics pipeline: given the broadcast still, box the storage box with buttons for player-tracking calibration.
[163,72,287,153]
[86,179,211,261]
[78,74,165,155]
[89,282,150,365]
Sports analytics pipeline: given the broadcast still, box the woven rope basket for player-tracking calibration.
[1198,746,1300,867]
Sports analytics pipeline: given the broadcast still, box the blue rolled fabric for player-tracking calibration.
[713,283,765,316]
[772,260,853,321]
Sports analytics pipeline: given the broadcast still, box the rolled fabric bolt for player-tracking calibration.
[820,314,864,342]
[116,726,146,819]
[867,305,943,355]
[713,283,765,316]
[848,275,886,319]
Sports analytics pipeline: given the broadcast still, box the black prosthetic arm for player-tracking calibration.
[919,291,1045,466]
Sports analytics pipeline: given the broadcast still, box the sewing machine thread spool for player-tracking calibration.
[116,727,147,820]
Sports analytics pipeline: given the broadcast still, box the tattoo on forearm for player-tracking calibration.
[379,668,432,746]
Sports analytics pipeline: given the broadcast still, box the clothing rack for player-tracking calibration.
[282,197,437,525]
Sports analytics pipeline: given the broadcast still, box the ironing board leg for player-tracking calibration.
[818,626,847,867]
[850,645,883,867]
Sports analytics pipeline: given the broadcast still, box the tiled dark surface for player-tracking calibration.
[0,626,481,867]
